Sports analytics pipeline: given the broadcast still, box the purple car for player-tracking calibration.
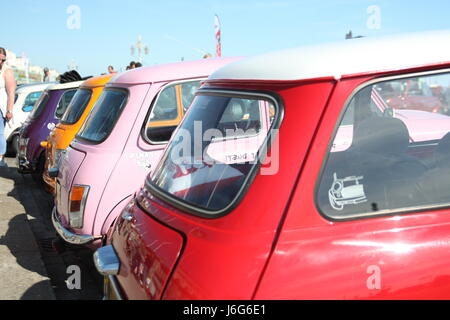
[17,81,83,177]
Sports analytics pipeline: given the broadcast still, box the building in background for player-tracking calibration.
[5,49,59,84]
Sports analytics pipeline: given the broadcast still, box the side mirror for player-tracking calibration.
[22,105,33,112]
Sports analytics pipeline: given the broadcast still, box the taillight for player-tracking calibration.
[69,185,90,228]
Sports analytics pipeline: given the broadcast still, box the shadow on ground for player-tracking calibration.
[0,157,103,300]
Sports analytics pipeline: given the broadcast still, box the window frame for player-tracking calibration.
[54,88,78,120]
[144,88,284,219]
[141,78,205,146]
[314,68,450,222]
[29,91,50,120]
[60,88,93,125]
[23,91,43,109]
[75,87,130,145]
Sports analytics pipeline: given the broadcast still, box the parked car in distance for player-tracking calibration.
[380,78,446,114]
[96,30,450,299]
[7,82,52,155]
[52,57,240,250]
[42,74,113,194]
[17,80,83,180]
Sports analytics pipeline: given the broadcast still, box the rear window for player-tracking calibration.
[28,92,50,120]
[77,88,128,143]
[55,89,77,119]
[147,91,278,216]
[60,89,92,125]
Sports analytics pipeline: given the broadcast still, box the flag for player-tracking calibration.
[214,14,221,57]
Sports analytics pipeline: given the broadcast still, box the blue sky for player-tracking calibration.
[2,0,450,76]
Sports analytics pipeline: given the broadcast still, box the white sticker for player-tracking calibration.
[47,122,56,130]
[328,172,367,211]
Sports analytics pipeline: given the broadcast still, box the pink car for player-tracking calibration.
[52,57,239,248]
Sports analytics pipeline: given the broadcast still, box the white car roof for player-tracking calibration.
[47,80,84,91]
[16,82,53,94]
[209,29,450,82]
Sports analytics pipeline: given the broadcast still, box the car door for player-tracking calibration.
[256,69,450,299]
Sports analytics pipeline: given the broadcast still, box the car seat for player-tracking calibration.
[319,117,427,217]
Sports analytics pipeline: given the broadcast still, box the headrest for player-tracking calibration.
[353,117,409,154]
[434,132,450,167]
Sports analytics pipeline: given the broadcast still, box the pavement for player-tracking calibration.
[0,156,103,300]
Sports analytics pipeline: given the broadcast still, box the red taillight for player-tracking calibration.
[68,185,90,228]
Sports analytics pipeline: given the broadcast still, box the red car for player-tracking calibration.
[381,78,446,114]
[95,30,450,299]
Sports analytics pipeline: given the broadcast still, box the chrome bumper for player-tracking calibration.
[94,245,123,300]
[93,245,120,275]
[16,155,33,173]
[51,207,101,245]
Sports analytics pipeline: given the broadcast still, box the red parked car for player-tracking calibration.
[95,30,450,299]
[380,78,446,114]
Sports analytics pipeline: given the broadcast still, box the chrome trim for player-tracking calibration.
[93,245,120,275]
[51,207,101,245]
[104,275,124,300]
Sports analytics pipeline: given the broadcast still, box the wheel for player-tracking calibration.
[31,152,46,185]
[5,134,18,157]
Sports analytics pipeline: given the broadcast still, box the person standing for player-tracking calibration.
[43,67,50,82]
[108,65,117,74]
[0,48,16,167]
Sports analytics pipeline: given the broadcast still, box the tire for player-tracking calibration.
[31,152,45,185]
[5,135,18,157]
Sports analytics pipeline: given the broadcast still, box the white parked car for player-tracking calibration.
[7,83,52,154]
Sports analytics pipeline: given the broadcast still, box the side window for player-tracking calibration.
[55,89,77,119]
[22,92,43,112]
[145,80,201,143]
[317,72,450,220]
[181,81,201,111]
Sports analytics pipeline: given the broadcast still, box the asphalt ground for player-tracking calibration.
[0,156,103,300]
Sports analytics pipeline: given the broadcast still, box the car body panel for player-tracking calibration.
[7,83,50,144]
[17,81,82,173]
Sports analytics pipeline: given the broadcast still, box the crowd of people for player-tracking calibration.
[106,61,143,75]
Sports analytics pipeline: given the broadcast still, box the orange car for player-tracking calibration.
[42,74,113,194]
